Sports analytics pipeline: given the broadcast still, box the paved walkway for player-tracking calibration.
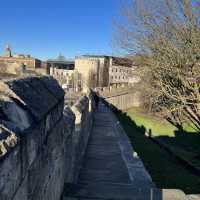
[64,102,158,200]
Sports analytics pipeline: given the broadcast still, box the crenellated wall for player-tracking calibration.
[0,76,94,200]
[64,94,94,183]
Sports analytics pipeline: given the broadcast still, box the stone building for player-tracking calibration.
[75,55,139,91]
[75,56,98,90]
[109,57,140,86]
[0,46,42,69]
[0,45,45,75]
[75,55,110,91]
[47,55,81,91]
[50,68,79,91]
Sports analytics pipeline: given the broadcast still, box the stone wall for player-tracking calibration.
[103,91,141,110]
[0,56,42,69]
[64,94,94,183]
[0,76,94,200]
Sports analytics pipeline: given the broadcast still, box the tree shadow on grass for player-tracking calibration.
[108,104,200,195]
[159,128,199,164]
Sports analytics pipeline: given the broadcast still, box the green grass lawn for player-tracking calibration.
[124,107,177,137]
[124,107,200,168]
[116,108,200,194]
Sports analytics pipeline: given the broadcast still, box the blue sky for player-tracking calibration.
[0,0,121,60]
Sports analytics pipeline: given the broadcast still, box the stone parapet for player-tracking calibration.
[103,91,141,110]
[104,99,200,199]
[64,93,94,183]
[0,76,94,200]
[0,76,67,200]
[100,86,141,110]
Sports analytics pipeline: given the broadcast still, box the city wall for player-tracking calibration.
[101,88,141,110]
[0,76,93,200]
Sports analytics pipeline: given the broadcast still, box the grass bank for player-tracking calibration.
[124,108,200,168]
[124,107,195,137]
[116,108,200,194]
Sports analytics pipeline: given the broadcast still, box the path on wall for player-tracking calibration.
[64,102,158,200]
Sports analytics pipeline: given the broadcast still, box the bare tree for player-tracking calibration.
[115,0,200,131]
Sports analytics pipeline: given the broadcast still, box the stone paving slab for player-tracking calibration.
[80,158,127,172]
[79,169,131,183]
[109,110,156,187]
[85,143,120,152]
[65,182,163,200]
[90,130,116,138]
[64,102,156,199]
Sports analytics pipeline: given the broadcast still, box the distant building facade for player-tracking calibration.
[0,46,42,69]
[0,45,45,75]
[47,55,81,91]
[47,54,74,73]
[75,55,110,91]
[109,57,140,86]
[75,55,139,91]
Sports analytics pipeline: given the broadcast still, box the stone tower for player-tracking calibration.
[4,45,12,57]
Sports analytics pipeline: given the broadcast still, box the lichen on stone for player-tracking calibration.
[0,125,18,158]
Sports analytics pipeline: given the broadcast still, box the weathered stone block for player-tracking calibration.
[20,121,45,174]
[39,76,65,100]
[13,176,28,200]
[0,145,21,200]
[45,101,64,134]
[0,76,95,200]
[0,76,68,200]
[6,76,64,122]
[7,78,48,121]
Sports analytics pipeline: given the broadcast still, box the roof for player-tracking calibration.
[112,57,133,68]
[47,54,74,65]
[47,60,74,65]
[76,55,111,59]
[76,55,135,67]
[0,56,40,61]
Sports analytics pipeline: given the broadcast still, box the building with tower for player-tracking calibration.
[4,45,12,57]
[75,55,138,91]
[0,45,45,75]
